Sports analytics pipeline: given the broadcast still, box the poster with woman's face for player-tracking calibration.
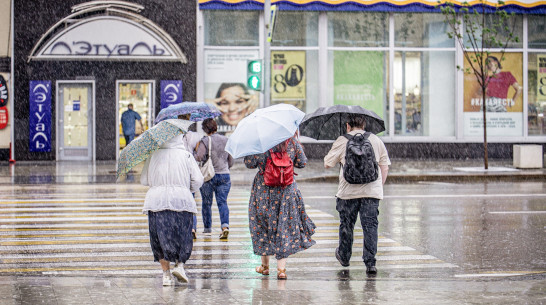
[204,50,260,135]
[463,52,523,137]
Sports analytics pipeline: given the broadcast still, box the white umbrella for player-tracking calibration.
[224,104,305,159]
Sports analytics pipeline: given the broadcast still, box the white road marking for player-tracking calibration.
[489,211,546,214]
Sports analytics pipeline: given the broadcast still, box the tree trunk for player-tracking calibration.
[482,87,489,170]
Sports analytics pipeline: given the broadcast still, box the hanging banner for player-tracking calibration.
[0,75,7,108]
[333,51,385,119]
[160,80,183,110]
[463,52,523,137]
[204,49,260,135]
[29,81,52,152]
[538,54,546,101]
[271,51,306,110]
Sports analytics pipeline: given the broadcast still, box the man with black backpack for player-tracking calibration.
[324,115,390,274]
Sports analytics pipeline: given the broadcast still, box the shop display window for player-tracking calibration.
[395,13,454,48]
[528,15,546,49]
[271,11,318,47]
[327,12,388,48]
[204,11,259,46]
[528,53,546,135]
[462,14,523,49]
[327,50,389,135]
[394,51,456,136]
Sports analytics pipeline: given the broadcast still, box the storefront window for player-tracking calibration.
[463,14,523,49]
[394,51,456,136]
[204,11,259,46]
[528,53,546,135]
[463,52,524,137]
[395,13,454,48]
[529,15,546,49]
[327,51,389,135]
[327,12,388,47]
[271,11,318,47]
[118,82,152,149]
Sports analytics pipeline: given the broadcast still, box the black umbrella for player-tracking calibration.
[299,105,385,140]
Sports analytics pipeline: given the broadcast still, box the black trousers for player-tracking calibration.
[336,197,380,267]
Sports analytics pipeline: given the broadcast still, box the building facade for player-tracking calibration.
[2,0,545,161]
[196,0,546,158]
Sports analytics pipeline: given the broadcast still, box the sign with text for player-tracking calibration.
[29,81,52,152]
[271,51,306,110]
[160,80,183,110]
[204,49,260,135]
[538,54,546,101]
[463,52,523,137]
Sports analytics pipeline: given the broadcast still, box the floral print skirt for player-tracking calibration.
[248,176,316,260]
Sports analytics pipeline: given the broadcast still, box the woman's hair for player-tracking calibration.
[202,118,218,134]
[486,56,502,69]
[188,123,197,132]
[215,83,249,98]
[347,114,366,129]
[177,113,191,120]
[272,138,291,153]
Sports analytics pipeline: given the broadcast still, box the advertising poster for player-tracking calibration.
[29,81,52,152]
[333,51,385,119]
[204,50,260,135]
[271,51,306,110]
[538,54,546,101]
[160,80,183,110]
[463,52,523,136]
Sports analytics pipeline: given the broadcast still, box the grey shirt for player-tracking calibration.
[195,133,233,174]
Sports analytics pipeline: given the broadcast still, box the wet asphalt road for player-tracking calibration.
[0,179,544,304]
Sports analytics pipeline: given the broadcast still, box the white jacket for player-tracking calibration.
[140,134,204,214]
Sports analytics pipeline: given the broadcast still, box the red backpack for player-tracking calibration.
[263,143,294,188]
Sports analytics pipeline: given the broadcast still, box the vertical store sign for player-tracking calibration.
[160,80,183,110]
[29,81,52,152]
[271,51,306,110]
[538,55,546,101]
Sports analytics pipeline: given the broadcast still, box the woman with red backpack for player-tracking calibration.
[243,135,316,280]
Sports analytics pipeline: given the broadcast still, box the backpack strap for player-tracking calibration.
[343,134,353,140]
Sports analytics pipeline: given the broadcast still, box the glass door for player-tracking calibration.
[57,81,94,160]
[116,81,154,152]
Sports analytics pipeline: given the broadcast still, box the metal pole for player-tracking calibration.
[264,0,271,107]
[9,0,15,163]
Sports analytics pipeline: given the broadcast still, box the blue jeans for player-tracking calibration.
[336,197,380,267]
[124,134,135,145]
[199,174,231,229]
[192,193,197,231]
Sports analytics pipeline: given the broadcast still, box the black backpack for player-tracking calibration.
[342,132,379,184]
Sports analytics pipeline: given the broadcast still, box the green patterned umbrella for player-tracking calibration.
[116,119,192,179]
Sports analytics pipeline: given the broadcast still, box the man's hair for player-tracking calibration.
[128,103,133,109]
[347,115,366,129]
[202,118,218,134]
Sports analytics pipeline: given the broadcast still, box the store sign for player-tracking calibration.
[29,2,187,63]
[0,75,7,107]
[36,17,179,60]
[29,81,52,152]
[538,54,546,101]
[160,80,183,110]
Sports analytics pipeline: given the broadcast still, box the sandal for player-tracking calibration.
[277,268,287,280]
[255,265,269,275]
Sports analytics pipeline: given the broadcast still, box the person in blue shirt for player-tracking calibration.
[121,103,143,145]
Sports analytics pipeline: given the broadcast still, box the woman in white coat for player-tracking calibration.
[141,128,204,286]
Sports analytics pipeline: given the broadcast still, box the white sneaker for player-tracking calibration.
[172,264,189,283]
[162,273,174,286]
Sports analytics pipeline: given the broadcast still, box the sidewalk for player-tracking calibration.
[0,158,544,184]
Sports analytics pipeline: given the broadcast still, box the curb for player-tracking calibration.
[298,174,546,183]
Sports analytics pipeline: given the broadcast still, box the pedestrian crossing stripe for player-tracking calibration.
[0,186,458,276]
